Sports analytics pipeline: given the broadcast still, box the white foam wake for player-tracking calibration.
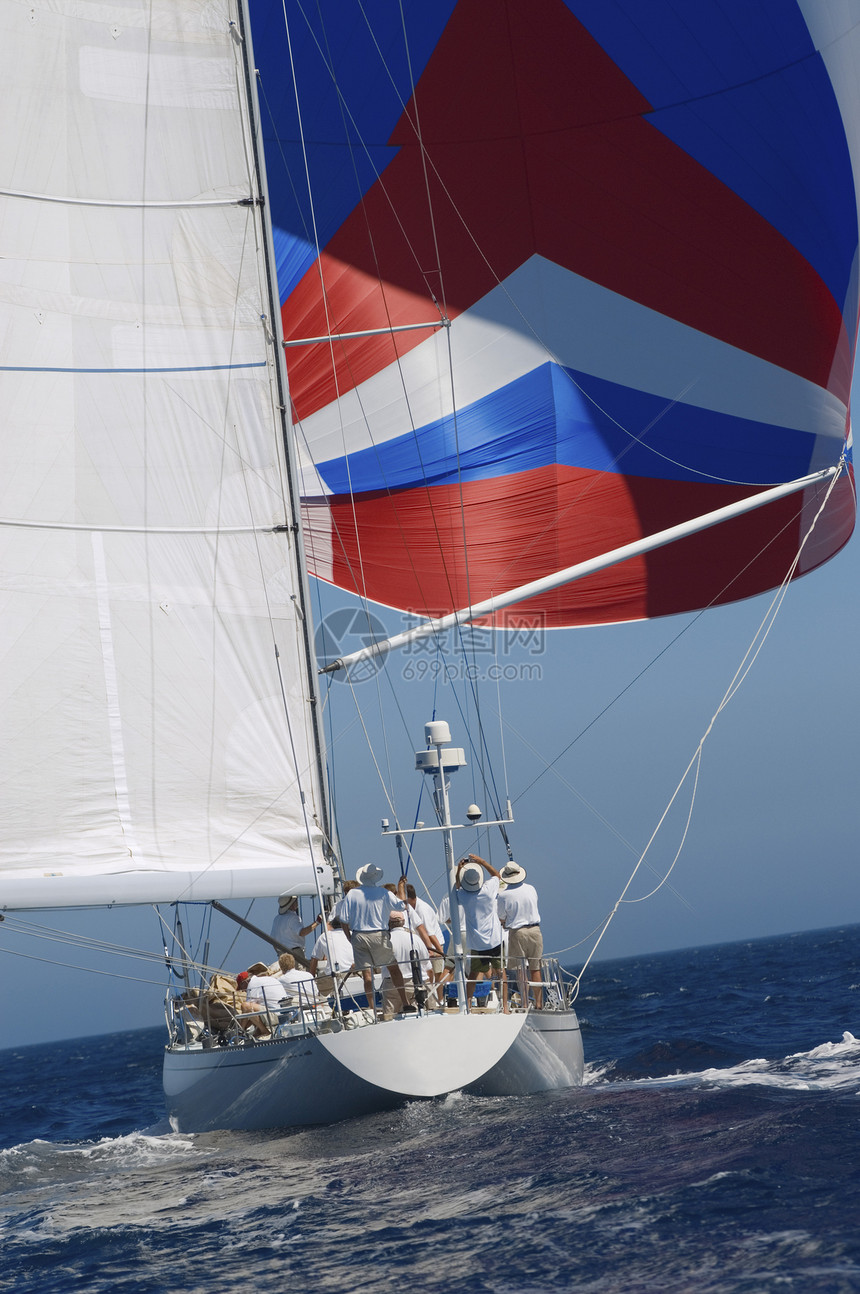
[631,1031,860,1093]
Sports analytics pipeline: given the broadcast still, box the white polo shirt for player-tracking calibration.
[497,881,541,929]
[457,876,502,951]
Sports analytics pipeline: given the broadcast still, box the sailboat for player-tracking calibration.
[0,0,857,1132]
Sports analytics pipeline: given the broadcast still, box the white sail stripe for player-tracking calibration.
[91,531,144,865]
[296,255,847,473]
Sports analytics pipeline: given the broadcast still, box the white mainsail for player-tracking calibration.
[0,0,331,908]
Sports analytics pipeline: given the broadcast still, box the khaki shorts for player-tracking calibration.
[352,929,394,971]
[508,926,543,969]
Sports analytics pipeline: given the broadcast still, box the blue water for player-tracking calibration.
[4,925,860,1293]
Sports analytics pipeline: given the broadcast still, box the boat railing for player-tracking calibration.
[452,954,569,1013]
[165,952,573,1049]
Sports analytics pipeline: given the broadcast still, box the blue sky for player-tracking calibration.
[2,520,856,1050]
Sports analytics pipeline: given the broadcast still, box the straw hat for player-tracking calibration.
[356,863,384,887]
[459,863,484,892]
[278,894,297,913]
[499,861,526,885]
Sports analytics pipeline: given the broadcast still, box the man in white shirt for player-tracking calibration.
[339,864,414,1019]
[380,914,427,1020]
[497,861,544,1008]
[244,960,288,1025]
[271,895,321,968]
[404,883,447,1001]
[309,918,355,993]
[275,951,320,1011]
[455,853,504,1008]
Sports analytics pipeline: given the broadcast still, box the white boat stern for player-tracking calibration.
[317,1012,527,1097]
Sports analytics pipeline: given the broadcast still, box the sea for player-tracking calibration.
[3,924,860,1294]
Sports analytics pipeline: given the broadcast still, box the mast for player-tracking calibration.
[233,0,334,863]
[416,722,469,1012]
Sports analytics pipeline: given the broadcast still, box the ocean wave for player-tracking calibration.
[0,1130,202,1190]
[598,1031,860,1094]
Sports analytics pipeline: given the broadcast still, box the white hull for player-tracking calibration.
[163,1009,584,1133]
[466,1008,585,1096]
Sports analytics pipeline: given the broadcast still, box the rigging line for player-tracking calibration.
[512,477,833,805]
[292,403,490,769]
[294,0,448,308]
[0,919,183,966]
[289,362,470,630]
[155,899,251,976]
[456,619,512,819]
[154,905,204,979]
[278,3,378,625]
[362,622,399,818]
[273,13,475,637]
[384,807,447,903]
[493,628,512,810]
[547,911,621,959]
[378,633,429,755]
[267,14,467,635]
[406,642,507,826]
[393,0,447,315]
[439,316,495,817]
[569,459,845,996]
[551,365,846,488]
[342,668,402,822]
[271,140,465,628]
[218,900,254,973]
[398,0,505,802]
[623,751,704,907]
[443,620,513,824]
[0,942,168,985]
[439,649,508,826]
[276,10,454,562]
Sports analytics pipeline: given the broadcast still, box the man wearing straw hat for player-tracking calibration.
[497,861,544,1008]
[455,853,504,1009]
[339,864,416,1019]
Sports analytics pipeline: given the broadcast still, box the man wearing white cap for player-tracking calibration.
[271,895,321,969]
[455,853,504,1008]
[339,865,415,1019]
[497,861,543,1008]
